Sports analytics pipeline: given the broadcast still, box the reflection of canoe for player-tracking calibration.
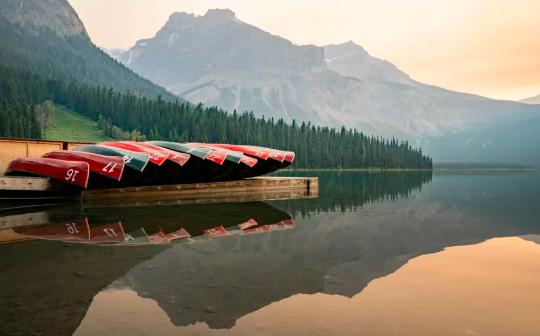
[88,222,125,243]
[121,228,150,246]
[5,158,90,188]
[14,218,90,241]
[166,228,191,241]
[144,228,171,245]
[1,201,294,246]
[43,151,125,188]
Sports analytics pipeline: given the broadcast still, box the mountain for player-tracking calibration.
[120,9,540,164]
[103,48,126,60]
[0,0,175,99]
[521,94,540,104]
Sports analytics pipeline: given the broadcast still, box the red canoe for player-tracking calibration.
[100,141,169,166]
[247,145,295,163]
[210,144,295,163]
[202,149,228,166]
[209,144,271,160]
[6,157,90,188]
[194,143,258,167]
[133,142,191,166]
[43,150,125,181]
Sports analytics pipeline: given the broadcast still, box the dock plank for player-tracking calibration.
[0,176,318,206]
[81,177,318,207]
[0,176,54,191]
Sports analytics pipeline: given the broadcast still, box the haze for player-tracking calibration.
[68,0,540,101]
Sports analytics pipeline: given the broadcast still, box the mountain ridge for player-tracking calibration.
[521,94,540,104]
[0,0,177,100]
[119,8,540,164]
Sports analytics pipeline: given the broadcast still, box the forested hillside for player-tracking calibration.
[0,3,176,100]
[0,0,432,169]
[0,65,432,168]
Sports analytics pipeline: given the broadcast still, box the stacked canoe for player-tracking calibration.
[4,141,295,189]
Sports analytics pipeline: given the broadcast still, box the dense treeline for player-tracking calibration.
[0,65,432,168]
[0,6,432,169]
[273,171,433,216]
[0,100,40,139]
[0,2,432,184]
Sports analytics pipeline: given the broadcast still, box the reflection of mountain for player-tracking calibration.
[0,240,167,336]
[521,94,540,104]
[3,173,540,334]
[109,173,540,330]
[0,201,293,336]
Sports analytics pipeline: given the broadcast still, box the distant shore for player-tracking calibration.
[282,167,537,172]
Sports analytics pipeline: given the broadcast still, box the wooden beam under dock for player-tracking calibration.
[81,176,318,208]
[0,176,318,207]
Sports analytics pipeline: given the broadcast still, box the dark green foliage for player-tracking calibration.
[273,171,434,216]
[0,64,432,168]
[0,100,40,138]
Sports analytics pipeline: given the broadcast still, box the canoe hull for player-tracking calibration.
[5,158,90,189]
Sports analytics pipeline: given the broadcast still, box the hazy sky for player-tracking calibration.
[68,0,540,101]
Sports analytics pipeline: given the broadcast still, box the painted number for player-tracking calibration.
[102,162,117,173]
[123,155,133,164]
[102,228,118,237]
[66,223,80,235]
[65,169,80,182]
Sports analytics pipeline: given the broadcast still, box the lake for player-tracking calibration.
[1,171,540,336]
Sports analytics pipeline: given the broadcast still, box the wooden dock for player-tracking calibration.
[0,176,318,207]
[81,176,318,207]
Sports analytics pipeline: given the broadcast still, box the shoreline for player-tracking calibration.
[281,168,537,172]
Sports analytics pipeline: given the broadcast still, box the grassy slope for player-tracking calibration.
[44,105,112,142]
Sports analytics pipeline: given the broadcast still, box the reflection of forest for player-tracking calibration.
[3,172,540,335]
[0,201,293,336]
[274,171,433,215]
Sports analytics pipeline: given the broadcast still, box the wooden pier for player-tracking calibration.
[0,176,318,207]
[81,176,317,207]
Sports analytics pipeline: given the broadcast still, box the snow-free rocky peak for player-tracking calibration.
[0,0,88,38]
[118,8,540,164]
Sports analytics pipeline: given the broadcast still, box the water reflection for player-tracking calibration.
[2,202,293,246]
[2,171,540,336]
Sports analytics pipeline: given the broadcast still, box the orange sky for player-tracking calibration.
[68,0,540,101]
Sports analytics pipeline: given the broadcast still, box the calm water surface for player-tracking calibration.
[1,171,540,336]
